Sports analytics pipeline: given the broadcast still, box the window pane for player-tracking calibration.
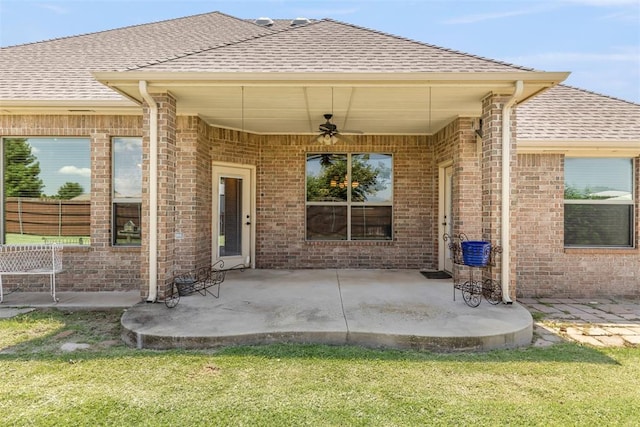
[351,154,393,202]
[113,138,142,246]
[351,206,392,240]
[565,204,633,247]
[219,177,242,256]
[565,158,633,200]
[114,203,142,245]
[306,205,347,240]
[113,137,142,198]
[306,154,348,202]
[3,137,90,245]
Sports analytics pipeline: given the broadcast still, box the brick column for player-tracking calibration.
[481,93,517,299]
[90,132,112,248]
[141,92,177,300]
[452,117,483,238]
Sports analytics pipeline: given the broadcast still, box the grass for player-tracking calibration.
[1,310,639,426]
[5,233,90,245]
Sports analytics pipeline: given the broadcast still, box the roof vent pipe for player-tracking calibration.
[255,17,274,26]
[291,17,311,26]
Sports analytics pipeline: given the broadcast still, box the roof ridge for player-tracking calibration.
[128,18,325,71]
[556,83,640,106]
[322,18,537,72]
[1,10,263,49]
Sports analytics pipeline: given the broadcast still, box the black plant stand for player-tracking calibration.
[165,260,245,308]
[444,233,502,307]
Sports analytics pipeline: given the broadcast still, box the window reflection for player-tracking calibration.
[306,153,393,241]
[306,154,348,202]
[113,137,142,246]
[351,154,392,202]
[3,137,91,245]
[564,157,634,247]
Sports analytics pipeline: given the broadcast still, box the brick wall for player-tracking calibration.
[254,134,436,269]
[3,112,635,299]
[516,153,640,298]
[0,115,143,293]
[145,93,178,299]
[171,116,260,275]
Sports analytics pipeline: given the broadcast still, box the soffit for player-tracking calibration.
[93,71,567,135]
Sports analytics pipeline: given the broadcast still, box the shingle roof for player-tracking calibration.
[517,85,640,140]
[0,12,276,101]
[134,19,534,73]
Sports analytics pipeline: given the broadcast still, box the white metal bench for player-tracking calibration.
[0,244,63,303]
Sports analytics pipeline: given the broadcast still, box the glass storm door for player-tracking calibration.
[213,166,252,268]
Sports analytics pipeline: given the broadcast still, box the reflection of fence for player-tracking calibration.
[5,197,90,236]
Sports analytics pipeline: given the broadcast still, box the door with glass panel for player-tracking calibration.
[442,165,454,272]
[213,165,252,267]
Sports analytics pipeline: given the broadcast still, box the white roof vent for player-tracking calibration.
[255,17,274,27]
[291,17,311,26]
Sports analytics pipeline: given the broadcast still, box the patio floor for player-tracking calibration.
[120,269,533,352]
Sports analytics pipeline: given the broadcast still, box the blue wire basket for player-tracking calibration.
[461,241,491,267]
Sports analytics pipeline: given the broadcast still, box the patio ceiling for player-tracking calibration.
[95,71,569,135]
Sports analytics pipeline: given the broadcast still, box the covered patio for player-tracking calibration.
[121,269,533,352]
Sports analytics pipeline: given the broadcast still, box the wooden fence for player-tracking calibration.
[5,197,90,236]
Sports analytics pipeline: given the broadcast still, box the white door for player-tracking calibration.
[440,165,454,272]
[213,165,253,268]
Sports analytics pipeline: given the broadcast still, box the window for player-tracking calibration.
[113,137,142,246]
[564,158,635,247]
[306,153,393,240]
[2,137,91,245]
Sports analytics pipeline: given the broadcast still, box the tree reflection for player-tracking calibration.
[306,154,391,202]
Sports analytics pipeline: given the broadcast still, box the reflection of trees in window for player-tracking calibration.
[4,138,44,198]
[351,154,392,202]
[306,153,393,241]
[3,137,91,244]
[306,154,391,202]
[56,182,84,200]
[307,154,348,202]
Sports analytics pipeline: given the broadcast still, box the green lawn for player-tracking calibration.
[1,309,639,426]
[5,233,90,245]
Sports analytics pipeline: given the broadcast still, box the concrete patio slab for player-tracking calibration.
[121,269,533,352]
[0,291,141,309]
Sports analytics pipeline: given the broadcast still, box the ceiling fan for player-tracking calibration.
[315,113,361,145]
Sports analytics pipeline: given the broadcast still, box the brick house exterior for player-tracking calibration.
[1,12,638,301]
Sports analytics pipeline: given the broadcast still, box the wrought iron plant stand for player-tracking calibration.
[444,233,503,307]
[165,260,244,308]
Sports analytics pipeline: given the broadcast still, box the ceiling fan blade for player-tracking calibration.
[335,133,354,144]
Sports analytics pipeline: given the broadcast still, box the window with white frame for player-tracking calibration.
[306,153,393,241]
[564,157,635,247]
[2,137,91,245]
[112,137,142,246]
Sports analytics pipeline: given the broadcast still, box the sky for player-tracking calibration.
[27,138,91,197]
[0,0,639,104]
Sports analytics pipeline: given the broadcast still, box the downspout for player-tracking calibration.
[139,81,159,302]
[501,80,523,304]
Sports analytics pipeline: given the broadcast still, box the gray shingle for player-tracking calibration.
[136,19,533,73]
[517,85,640,141]
[0,11,276,101]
